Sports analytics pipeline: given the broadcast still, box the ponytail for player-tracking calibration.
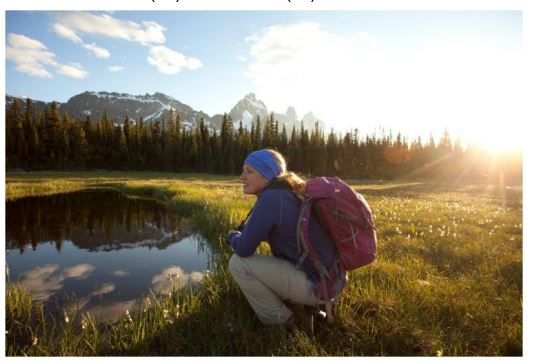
[276,172,306,201]
[266,149,307,201]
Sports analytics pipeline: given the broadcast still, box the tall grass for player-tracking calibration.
[5,172,522,355]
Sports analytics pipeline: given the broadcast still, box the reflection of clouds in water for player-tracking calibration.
[19,263,96,301]
[84,299,138,324]
[91,283,116,297]
[61,263,95,280]
[75,282,117,312]
[151,266,204,295]
[112,270,129,277]
[19,264,63,301]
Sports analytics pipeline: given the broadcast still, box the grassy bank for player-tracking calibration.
[5,172,523,355]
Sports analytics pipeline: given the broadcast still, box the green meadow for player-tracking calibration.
[5,172,522,356]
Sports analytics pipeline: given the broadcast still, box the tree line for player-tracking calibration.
[6,98,522,183]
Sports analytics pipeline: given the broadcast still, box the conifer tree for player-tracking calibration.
[326,128,338,175]
[43,102,62,167]
[219,113,233,173]
[6,99,26,168]
[69,122,88,168]
[252,116,262,151]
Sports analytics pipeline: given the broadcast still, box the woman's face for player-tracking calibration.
[240,164,269,196]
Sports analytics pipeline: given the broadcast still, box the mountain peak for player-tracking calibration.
[285,106,298,124]
[245,93,257,101]
[229,93,269,129]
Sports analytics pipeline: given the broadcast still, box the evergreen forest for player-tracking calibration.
[6,98,522,183]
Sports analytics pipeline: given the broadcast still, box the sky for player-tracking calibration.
[5,10,524,150]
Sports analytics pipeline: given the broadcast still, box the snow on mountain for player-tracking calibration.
[57,91,221,129]
[5,95,54,116]
[229,93,269,129]
[233,110,254,130]
[228,94,324,133]
[6,91,324,133]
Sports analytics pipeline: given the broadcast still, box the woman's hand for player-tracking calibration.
[227,230,241,244]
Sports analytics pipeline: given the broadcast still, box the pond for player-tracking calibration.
[5,189,213,323]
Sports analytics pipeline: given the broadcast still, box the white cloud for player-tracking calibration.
[52,12,201,76]
[109,65,125,72]
[57,63,89,79]
[55,12,166,45]
[245,22,354,123]
[236,56,247,62]
[82,43,111,58]
[7,33,49,50]
[245,22,522,147]
[356,31,378,45]
[53,22,110,58]
[6,33,57,78]
[7,32,91,79]
[53,22,83,43]
[147,46,202,75]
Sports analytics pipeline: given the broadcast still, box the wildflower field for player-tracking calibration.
[5,172,522,356]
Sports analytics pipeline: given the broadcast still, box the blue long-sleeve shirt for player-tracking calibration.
[229,188,336,284]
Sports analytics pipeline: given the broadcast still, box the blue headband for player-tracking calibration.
[244,149,282,182]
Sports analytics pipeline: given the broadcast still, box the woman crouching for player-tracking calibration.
[227,149,337,326]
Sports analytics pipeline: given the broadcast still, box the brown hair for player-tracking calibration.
[266,149,307,201]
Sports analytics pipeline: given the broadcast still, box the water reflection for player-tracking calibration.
[6,189,191,253]
[151,266,205,295]
[17,263,96,301]
[6,189,212,323]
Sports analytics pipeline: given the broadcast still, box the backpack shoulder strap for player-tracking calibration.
[296,196,323,266]
[235,179,292,231]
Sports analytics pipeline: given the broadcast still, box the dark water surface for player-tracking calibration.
[6,189,212,323]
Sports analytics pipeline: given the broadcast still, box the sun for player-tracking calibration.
[460,125,522,155]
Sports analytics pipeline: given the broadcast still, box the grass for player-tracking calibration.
[5,171,522,356]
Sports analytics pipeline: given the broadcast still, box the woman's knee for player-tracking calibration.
[228,253,244,275]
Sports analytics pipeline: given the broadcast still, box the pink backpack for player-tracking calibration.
[297,177,377,321]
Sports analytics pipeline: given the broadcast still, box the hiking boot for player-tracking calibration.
[308,305,331,335]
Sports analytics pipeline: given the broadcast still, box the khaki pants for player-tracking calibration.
[228,253,322,325]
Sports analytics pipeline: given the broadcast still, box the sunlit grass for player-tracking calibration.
[5,171,522,356]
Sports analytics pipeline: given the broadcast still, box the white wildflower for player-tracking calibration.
[125,309,133,323]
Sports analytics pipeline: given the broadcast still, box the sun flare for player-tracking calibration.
[460,126,522,155]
